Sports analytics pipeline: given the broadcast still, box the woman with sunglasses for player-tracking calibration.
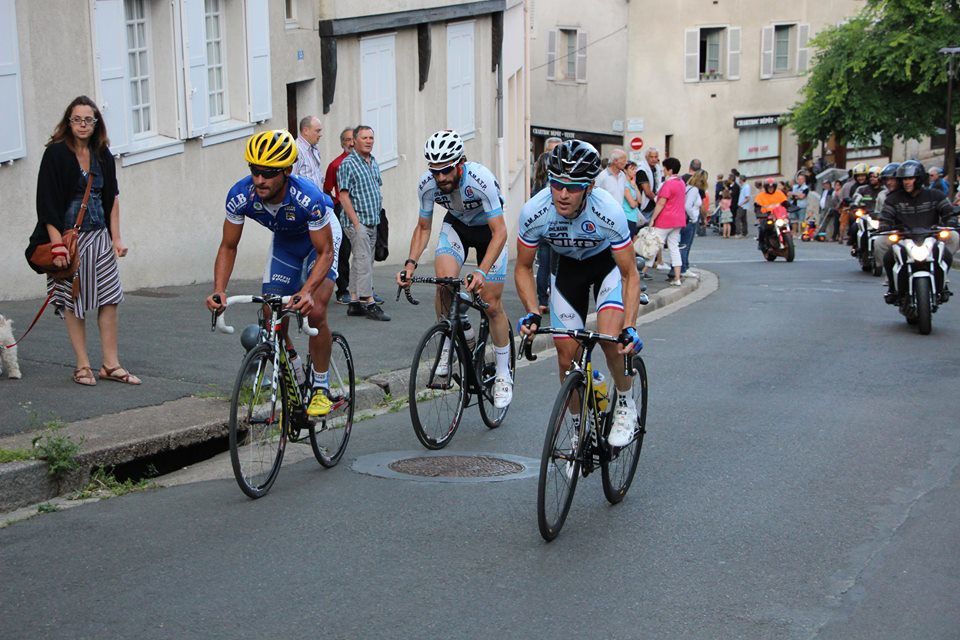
[514,140,643,448]
[27,95,138,386]
[396,130,514,409]
[205,130,341,418]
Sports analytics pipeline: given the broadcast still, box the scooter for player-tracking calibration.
[880,227,954,335]
[759,205,795,262]
[851,205,882,276]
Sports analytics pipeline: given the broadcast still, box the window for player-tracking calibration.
[738,125,781,176]
[684,26,740,82]
[205,0,227,121]
[0,0,26,163]
[360,34,398,168]
[284,0,295,23]
[447,22,475,138]
[761,23,810,79]
[546,28,586,83]
[774,25,791,73]
[125,0,153,136]
[507,69,525,176]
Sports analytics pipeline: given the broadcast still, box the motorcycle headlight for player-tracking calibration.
[888,233,900,244]
[854,208,865,218]
[775,218,787,228]
[868,218,880,230]
[909,245,931,262]
[938,229,952,240]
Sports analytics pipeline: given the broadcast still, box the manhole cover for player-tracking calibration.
[353,451,539,483]
[389,455,524,478]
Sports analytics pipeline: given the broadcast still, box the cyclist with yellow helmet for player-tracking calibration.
[206,130,343,417]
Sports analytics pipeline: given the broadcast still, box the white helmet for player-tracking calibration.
[423,130,464,165]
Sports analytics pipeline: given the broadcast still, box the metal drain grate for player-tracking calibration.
[388,455,524,478]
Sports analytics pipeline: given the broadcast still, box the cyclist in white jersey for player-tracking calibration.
[396,130,513,408]
[515,140,643,447]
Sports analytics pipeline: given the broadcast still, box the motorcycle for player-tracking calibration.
[880,227,954,335]
[851,204,882,276]
[759,205,795,262]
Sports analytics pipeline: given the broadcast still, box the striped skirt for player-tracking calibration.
[47,228,124,319]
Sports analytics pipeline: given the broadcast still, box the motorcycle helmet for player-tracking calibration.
[423,130,464,165]
[895,160,926,182]
[852,162,869,177]
[880,162,900,179]
[546,139,602,182]
[867,165,882,177]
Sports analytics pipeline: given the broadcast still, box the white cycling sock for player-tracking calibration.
[312,366,329,390]
[494,344,512,378]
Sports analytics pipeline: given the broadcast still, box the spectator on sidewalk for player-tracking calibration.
[27,95,140,386]
[680,169,708,279]
[735,174,751,238]
[595,149,627,200]
[292,116,324,187]
[532,137,562,313]
[324,127,355,305]
[928,167,949,195]
[681,158,702,184]
[337,125,389,321]
[637,147,663,219]
[788,172,809,234]
[622,161,643,238]
[648,157,686,286]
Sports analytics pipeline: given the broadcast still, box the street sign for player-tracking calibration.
[630,137,644,151]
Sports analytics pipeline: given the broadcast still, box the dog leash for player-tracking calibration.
[2,291,55,350]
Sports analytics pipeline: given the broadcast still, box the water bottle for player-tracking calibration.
[461,314,476,352]
[592,370,609,413]
[287,349,306,387]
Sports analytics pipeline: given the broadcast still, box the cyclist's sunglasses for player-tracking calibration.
[429,163,458,176]
[549,178,591,193]
[249,165,284,178]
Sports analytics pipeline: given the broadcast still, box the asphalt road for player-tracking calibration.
[2,237,958,639]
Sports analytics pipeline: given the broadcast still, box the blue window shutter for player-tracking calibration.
[181,0,209,137]
[0,0,26,161]
[94,0,130,152]
[246,0,272,122]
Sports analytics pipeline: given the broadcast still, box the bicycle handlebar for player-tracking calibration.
[395,274,490,310]
[211,294,318,337]
[518,328,636,377]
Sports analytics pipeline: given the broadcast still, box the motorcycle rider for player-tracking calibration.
[839,163,870,242]
[853,166,883,206]
[754,177,788,250]
[878,160,959,303]
[874,162,900,215]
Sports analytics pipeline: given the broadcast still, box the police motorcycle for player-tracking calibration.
[851,197,882,275]
[877,226,954,335]
[759,205,795,262]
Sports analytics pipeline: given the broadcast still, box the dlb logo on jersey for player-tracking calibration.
[581,220,597,233]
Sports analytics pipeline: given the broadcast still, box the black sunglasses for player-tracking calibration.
[429,165,458,176]
[549,178,590,193]
[249,165,284,178]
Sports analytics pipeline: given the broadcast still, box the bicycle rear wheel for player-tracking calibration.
[309,332,355,468]
[409,323,466,449]
[537,371,586,541]
[229,343,286,499]
[476,324,516,429]
[601,356,648,504]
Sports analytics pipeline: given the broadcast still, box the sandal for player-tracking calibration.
[73,366,96,386]
[98,365,142,385]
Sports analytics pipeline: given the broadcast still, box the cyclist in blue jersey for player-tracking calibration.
[206,130,342,418]
[514,140,643,447]
[396,130,514,408]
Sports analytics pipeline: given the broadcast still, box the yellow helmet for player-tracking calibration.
[852,162,869,176]
[245,130,298,168]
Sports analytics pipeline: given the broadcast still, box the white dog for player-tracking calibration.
[0,315,22,379]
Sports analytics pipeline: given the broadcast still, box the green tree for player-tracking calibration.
[788,0,960,146]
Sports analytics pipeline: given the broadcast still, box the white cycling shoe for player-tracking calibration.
[493,375,513,409]
[608,396,638,448]
[434,344,451,377]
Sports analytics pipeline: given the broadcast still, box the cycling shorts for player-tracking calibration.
[435,213,507,283]
[261,221,342,296]
[550,250,623,334]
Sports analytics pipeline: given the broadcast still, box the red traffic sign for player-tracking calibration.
[629,137,644,151]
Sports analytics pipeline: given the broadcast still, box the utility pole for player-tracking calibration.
[940,47,960,199]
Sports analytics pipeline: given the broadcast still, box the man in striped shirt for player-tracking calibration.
[292,116,324,187]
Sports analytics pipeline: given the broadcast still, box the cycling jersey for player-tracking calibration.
[517,187,632,259]
[418,161,504,227]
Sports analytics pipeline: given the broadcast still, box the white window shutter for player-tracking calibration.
[0,0,26,161]
[796,23,811,74]
[246,0,272,122]
[684,28,699,83]
[93,0,130,153]
[760,25,774,79]
[575,31,587,83]
[727,26,741,80]
[360,35,397,163]
[546,30,556,81]
[181,0,209,137]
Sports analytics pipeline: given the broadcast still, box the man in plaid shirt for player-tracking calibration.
[337,125,389,321]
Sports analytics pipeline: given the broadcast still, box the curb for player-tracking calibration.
[0,273,705,514]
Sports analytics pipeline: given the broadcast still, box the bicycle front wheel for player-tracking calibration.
[601,356,648,504]
[409,323,466,450]
[310,332,355,468]
[476,324,516,429]
[537,370,586,541]
[229,343,286,499]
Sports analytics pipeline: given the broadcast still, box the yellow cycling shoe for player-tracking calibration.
[307,389,333,417]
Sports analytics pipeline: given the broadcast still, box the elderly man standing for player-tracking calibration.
[292,116,324,187]
[637,147,663,221]
[324,127,355,304]
[595,148,627,200]
[338,125,389,321]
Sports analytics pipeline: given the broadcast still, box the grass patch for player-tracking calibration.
[36,503,59,514]
[31,421,82,480]
[72,466,157,500]
[0,448,36,464]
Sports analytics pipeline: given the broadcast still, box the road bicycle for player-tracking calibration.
[519,329,647,541]
[396,275,515,449]
[212,294,355,498]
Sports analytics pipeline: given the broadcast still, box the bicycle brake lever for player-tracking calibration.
[519,335,537,362]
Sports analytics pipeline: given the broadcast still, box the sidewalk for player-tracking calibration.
[0,260,706,512]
